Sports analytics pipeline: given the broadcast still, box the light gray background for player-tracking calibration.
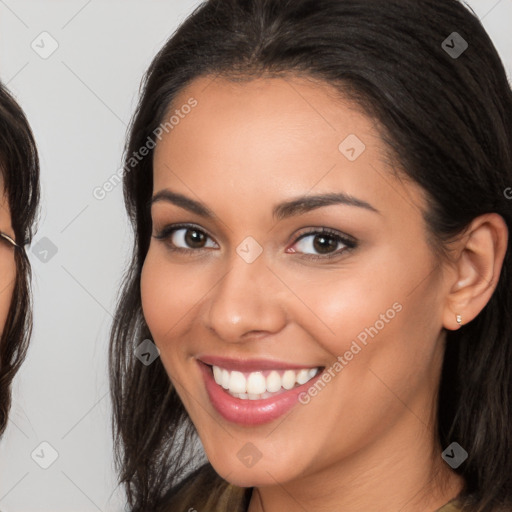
[0,1,510,510]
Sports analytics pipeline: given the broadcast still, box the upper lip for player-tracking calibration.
[198,355,320,373]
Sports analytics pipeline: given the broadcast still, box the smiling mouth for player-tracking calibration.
[208,364,323,400]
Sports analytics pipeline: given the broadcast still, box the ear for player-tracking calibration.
[443,213,508,330]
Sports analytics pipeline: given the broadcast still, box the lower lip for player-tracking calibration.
[198,361,322,426]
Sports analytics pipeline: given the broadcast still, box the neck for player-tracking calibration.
[248,412,464,512]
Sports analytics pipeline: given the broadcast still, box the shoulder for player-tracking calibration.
[436,498,463,512]
[161,463,251,512]
[438,504,461,512]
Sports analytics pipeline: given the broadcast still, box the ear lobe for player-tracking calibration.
[443,213,508,330]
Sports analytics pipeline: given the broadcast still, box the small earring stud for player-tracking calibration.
[456,314,462,325]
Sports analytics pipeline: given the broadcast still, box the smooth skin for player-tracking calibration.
[0,183,16,335]
[141,75,508,512]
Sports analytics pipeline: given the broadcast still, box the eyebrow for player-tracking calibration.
[150,189,380,220]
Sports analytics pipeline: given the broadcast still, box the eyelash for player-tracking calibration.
[153,223,358,260]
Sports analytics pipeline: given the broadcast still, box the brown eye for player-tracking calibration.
[290,229,357,259]
[312,234,339,254]
[154,224,218,252]
[183,228,207,248]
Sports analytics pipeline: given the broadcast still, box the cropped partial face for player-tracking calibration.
[0,182,16,337]
[141,75,452,487]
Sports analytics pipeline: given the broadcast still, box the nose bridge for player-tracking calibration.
[204,245,286,342]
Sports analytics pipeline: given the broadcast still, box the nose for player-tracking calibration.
[203,251,288,343]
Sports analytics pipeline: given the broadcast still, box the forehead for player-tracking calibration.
[155,74,377,165]
[152,75,425,218]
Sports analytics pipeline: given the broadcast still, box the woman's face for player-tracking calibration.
[0,185,16,335]
[141,75,454,487]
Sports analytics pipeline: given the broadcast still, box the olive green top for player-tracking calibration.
[165,463,462,512]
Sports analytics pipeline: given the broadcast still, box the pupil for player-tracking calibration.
[185,229,205,248]
[313,234,337,254]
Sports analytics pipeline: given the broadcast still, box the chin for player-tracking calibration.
[207,448,306,488]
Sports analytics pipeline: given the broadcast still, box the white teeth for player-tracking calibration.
[229,371,246,394]
[247,372,266,395]
[221,369,230,389]
[211,364,321,399]
[266,371,282,393]
[296,369,310,385]
[282,370,296,390]
[213,366,223,384]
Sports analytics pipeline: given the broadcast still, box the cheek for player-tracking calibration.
[278,261,403,357]
[0,258,16,334]
[140,249,206,348]
[285,246,441,375]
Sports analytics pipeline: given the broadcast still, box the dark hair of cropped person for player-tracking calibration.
[109,1,512,510]
[0,82,40,435]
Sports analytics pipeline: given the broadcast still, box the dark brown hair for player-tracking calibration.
[110,1,512,510]
[0,82,40,435]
